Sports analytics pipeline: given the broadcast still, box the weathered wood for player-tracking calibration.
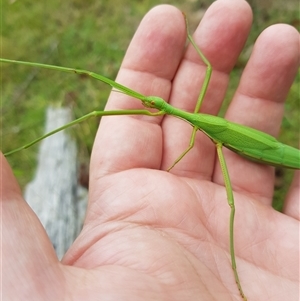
[24,106,87,259]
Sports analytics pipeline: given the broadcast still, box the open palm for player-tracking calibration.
[3,1,299,300]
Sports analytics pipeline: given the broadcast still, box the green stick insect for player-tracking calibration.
[1,13,299,301]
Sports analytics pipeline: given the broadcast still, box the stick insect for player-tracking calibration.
[1,14,299,301]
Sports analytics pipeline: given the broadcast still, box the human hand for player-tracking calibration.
[3,0,299,300]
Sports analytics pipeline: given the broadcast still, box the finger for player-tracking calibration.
[161,0,252,177]
[283,170,300,220]
[1,153,58,296]
[215,24,300,205]
[90,5,186,181]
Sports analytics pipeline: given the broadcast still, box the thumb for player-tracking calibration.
[1,153,59,296]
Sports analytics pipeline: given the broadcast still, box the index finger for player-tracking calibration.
[90,5,186,180]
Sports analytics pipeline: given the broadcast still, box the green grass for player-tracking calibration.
[1,0,299,209]
[1,0,194,187]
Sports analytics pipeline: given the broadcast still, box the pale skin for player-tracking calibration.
[2,0,300,300]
